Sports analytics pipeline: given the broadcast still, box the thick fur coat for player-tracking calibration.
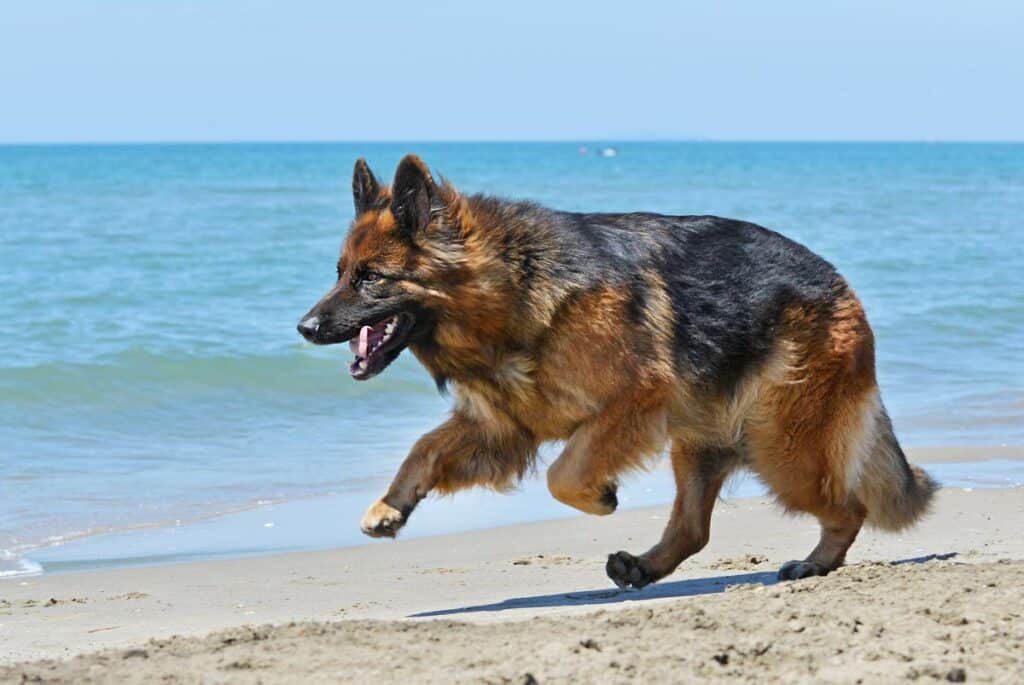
[298,155,936,587]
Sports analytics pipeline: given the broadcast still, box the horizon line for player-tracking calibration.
[2,137,1023,147]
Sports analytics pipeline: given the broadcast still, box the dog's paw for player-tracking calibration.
[597,484,618,514]
[606,551,657,589]
[360,499,406,538]
[777,559,832,581]
[547,479,618,516]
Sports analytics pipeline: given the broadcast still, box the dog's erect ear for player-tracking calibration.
[352,158,382,215]
[391,154,437,238]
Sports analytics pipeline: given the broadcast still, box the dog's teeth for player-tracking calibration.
[358,360,368,371]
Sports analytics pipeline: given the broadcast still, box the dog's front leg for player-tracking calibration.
[547,388,669,515]
[360,412,535,538]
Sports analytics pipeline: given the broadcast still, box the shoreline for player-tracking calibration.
[2,477,1022,665]
[4,445,1023,581]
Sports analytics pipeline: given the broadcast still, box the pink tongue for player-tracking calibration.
[358,325,371,358]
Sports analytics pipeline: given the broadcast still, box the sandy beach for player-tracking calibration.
[5,559,1021,684]
[2,448,1023,682]
[5,1,1024,681]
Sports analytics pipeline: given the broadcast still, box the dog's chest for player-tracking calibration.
[454,352,609,440]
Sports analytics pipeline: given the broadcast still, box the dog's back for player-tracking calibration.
[541,208,935,526]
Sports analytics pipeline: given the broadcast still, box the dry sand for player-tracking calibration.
[5,560,1021,684]
[2,449,1023,682]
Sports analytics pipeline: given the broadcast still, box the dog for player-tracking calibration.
[297,154,937,588]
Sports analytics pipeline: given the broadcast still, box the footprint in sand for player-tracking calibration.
[512,554,580,568]
[707,555,770,571]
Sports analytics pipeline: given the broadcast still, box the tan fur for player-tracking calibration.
[324,157,934,582]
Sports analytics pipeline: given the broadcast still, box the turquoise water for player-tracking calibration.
[2,142,1023,577]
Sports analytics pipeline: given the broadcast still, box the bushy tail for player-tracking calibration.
[854,402,938,531]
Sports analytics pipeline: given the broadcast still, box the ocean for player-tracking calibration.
[2,142,1022,578]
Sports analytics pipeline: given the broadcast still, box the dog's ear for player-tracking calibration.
[391,154,437,238]
[352,158,382,215]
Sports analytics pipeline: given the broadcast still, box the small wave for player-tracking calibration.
[0,550,43,579]
[0,492,329,577]
[0,347,438,407]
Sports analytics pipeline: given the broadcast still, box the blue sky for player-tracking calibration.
[2,1,1021,142]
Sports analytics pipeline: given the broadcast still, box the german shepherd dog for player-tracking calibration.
[298,155,937,588]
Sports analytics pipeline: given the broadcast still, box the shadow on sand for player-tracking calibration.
[410,552,957,618]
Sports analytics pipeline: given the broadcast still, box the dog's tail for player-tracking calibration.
[853,395,938,531]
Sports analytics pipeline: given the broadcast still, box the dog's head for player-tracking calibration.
[297,154,466,380]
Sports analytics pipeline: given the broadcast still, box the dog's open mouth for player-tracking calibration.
[347,312,414,380]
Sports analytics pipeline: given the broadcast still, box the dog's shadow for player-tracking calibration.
[410,552,957,618]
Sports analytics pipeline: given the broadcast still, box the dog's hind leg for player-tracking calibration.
[777,504,865,580]
[606,443,738,589]
[546,388,670,516]
[748,293,932,580]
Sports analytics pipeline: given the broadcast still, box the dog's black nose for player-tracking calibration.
[297,316,320,341]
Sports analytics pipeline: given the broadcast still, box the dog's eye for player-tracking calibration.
[354,271,383,289]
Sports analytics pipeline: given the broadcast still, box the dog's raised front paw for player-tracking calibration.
[598,484,619,514]
[360,499,406,538]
